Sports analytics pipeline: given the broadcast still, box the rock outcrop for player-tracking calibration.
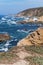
[17,27,43,46]
[17,17,43,24]
[0,34,10,42]
[17,21,28,24]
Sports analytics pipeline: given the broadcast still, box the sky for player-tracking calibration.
[0,0,43,15]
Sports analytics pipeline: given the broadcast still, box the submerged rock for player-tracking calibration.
[0,34,10,42]
[17,27,43,46]
[17,21,27,24]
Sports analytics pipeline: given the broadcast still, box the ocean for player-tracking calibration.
[0,15,43,52]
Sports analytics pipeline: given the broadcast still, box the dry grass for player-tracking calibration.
[25,56,43,65]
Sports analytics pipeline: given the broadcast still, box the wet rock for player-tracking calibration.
[17,21,28,24]
[0,34,10,42]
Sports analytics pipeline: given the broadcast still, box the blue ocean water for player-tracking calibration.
[0,15,43,52]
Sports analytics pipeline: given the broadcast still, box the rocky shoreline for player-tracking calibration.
[0,25,43,65]
[0,7,43,65]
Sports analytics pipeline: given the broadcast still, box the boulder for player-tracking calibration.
[17,21,27,24]
[0,34,10,42]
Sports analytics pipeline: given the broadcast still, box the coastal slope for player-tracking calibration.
[17,7,43,17]
[0,45,43,65]
[17,27,43,46]
[16,7,43,23]
[0,28,43,65]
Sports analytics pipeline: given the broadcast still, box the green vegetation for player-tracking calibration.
[25,45,43,65]
[0,45,43,64]
[25,56,43,65]
[0,52,18,61]
[25,45,43,54]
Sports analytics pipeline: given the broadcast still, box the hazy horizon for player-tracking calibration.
[0,0,43,15]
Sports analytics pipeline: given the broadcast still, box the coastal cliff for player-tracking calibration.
[16,7,43,23]
[17,7,43,17]
[17,27,43,46]
[0,7,43,65]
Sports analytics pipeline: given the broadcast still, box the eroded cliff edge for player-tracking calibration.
[17,27,43,46]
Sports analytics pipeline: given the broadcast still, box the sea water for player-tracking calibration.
[0,15,43,52]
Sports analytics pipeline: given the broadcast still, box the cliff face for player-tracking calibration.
[17,7,43,17]
[17,27,43,46]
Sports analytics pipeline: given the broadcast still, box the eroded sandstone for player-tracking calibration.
[17,27,43,46]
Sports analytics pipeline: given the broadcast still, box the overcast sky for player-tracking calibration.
[0,0,43,15]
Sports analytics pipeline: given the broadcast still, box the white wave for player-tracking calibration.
[7,19,11,22]
[17,30,21,33]
[10,36,14,38]
[9,38,17,43]
[10,21,17,24]
[6,19,11,25]
[6,20,17,25]
[0,32,8,34]
[4,41,10,47]
[7,39,14,43]
[14,39,17,41]
[24,17,29,20]
[0,48,8,52]
[0,18,17,25]
[17,29,29,33]
[0,21,5,24]
[9,39,15,42]
[17,29,34,34]
[1,17,6,21]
